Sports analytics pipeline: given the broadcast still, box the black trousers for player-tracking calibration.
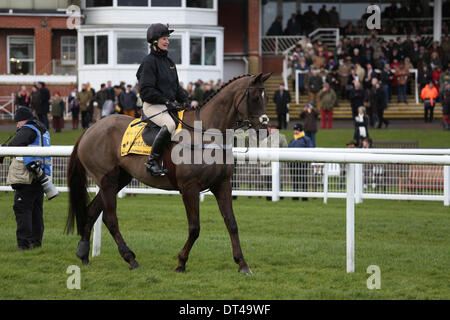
[12,183,44,249]
[376,108,388,128]
[81,110,91,129]
[277,112,287,129]
[424,104,434,122]
[37,113,49,129]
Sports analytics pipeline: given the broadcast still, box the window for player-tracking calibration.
[117,38,148,64]
[204,37,216,65]
[190,36,216,66]
[186,0,213,9]
[61,36,77,64]
[84,35,108,65]
[8,36,34,75]
[84,36,95,65]
[168,37,182,65]
[86,0,113,7]
[118,0,148,6]
[97,36,108,64]
[151,0,181,7]
[190,37,202,65]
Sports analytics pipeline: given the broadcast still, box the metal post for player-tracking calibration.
[433,0,442,43]
[323,163,328,204]
[444,166,450,206]
[92,213,103,257]
[413,69,419,104]
[346,163,355,273]
[355,163,363,204]
[271,161,280,201]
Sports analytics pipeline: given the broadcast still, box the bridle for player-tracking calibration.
[171,75,268,135]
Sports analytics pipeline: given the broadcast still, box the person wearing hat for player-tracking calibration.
[1,107,51,251]
[137,23,189,176]
[299,102,319,147]
[288,123,313,201]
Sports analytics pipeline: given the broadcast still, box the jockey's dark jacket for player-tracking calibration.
[8,119,47,147]
[136,47,187,105]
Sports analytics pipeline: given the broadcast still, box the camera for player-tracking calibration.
[26,161,59,200]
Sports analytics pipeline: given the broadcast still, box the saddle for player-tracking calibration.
[120,110,184,157]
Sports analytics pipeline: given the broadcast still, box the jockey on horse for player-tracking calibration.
[136,23,190,177]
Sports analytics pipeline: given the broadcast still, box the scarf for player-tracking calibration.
[294,131,305,140]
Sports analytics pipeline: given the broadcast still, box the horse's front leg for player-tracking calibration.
[211,180,252,274]
[176,184,201,273]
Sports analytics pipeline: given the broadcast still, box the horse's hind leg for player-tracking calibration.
[211,180,251,274]
[175,184,200,273]
[76,169,132,266]
[99,168,139,270]
[76,194,103,265]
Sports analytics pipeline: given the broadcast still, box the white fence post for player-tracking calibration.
[346,163,355,273]
[271,161,280,201]
[355,163,363,204]
[92,212,103,257]
[323,163,329,204]
[444,166,450,206]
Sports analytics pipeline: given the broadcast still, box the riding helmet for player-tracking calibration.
[147,23,174,44]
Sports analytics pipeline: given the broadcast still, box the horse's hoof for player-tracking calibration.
[239,266,253,275]
[81,258,89,265]
[174,266,185,273]
[129,261,140,270]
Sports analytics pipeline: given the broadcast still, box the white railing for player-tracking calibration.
[0,94,15,120]
[282,28,340,89]
[308,28,340,48]
[1,146,450,273]
[261,36,305,56]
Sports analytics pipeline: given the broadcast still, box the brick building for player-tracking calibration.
[0,1,79,108]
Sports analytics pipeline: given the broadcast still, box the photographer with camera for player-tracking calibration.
[0,107,57,251]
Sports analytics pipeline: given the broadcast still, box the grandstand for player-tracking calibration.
[263,74,443,120]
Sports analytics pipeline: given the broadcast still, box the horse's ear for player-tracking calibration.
[261,72,272,82]
[252,73,263,83]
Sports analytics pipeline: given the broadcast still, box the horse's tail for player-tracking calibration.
[65,133,90,235]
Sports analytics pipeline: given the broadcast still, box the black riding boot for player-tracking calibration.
[145,125,171,176]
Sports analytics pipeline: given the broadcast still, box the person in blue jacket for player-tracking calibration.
[288,123,313,200]
[2,107,51,250]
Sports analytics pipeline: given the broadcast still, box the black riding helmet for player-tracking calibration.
[147,23,174,44]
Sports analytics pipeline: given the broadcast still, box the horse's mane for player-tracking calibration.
[199,74,251,108]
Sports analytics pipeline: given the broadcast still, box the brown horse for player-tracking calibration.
[65,73,271,273]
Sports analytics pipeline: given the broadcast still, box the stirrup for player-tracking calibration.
[146,159,168,176]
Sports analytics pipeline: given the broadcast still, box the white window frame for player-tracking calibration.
[60,36,77,65]
[83,34,109,65]
[168,35,183,66]
[189,34,217,67]
[116,34,148,65]
[6,35,35,75]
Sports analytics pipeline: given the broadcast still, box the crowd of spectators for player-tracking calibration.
[284,32,450,136]
[12,78,225,132]
[266,2,450,36]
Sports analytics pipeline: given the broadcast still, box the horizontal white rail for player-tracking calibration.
[233,148,450,165]
[3,146,450,160]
